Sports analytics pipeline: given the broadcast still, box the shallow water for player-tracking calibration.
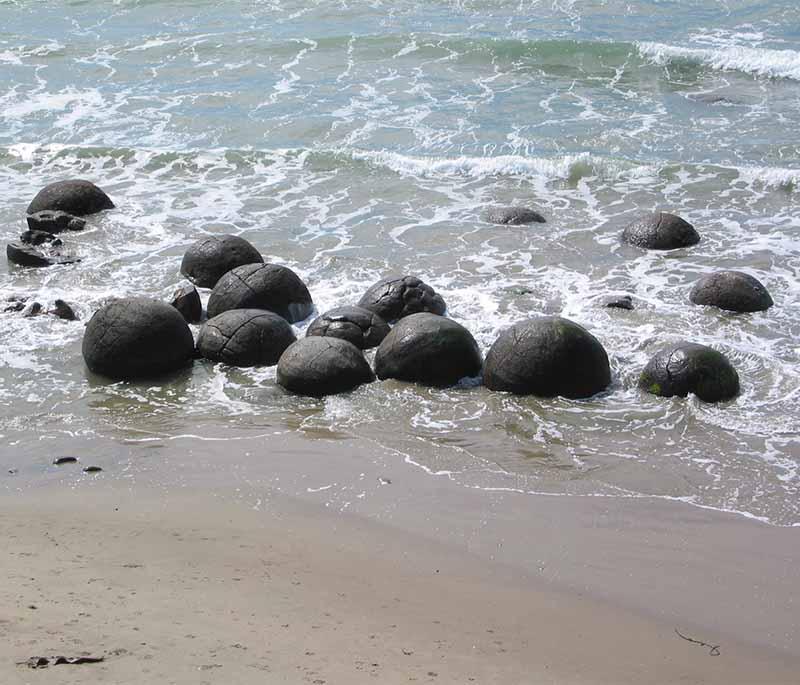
[1,0,799,523]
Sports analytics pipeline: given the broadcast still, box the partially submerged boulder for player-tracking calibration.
[483,206,546,225]
[180,235,263,288]
[7,242,79,267]
[357,275,446,322]
[26,210,86,233]
[197,309,296,367]
[375,313,482,386]
[20,229,62,246]
[277,337,374,397]
[206,263,313,323]
[27,180,114,216]
[605,295,634,311]
[82,297,194,380]
[690,271,773,313]
[170,283,203,324]
[484,316,611,398]
[639,342,739,403]
[49,299,78,321]
[622,211,700,250]
[306,305,390,350]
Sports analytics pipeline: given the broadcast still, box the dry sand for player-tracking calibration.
[1,468,799,684]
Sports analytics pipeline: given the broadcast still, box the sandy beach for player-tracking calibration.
[2,435,799,684]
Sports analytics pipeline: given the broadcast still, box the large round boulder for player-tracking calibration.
[180,235,263,288]
[306,305,390,350]
[375,313,482,386]
[483,206,546,225]
[82,297,194,380]
[621,211,700,250]
[27,180,114,216]
[689,271,773,313]
[639,342,739,403]
[484,317,611,398]
[206,263,313,323]
[197,309,296,367]
[277,337,374,397]
[357,275,446,322]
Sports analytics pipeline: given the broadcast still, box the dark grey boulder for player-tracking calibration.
[26,210,86,233]
[605,295,634,310]
[180,235,263,288]
[49,299,78,321]
[357,275,446,322]
[20,229,62,246]
[197,309,296,367]
[277,337,374,397]
[170,283,202,323]
[27,180,114,216]
[22,301,43,317]
[689,271,773,313]
[483,206,546,225]
[374,313,482,386]
[206,263,313,323]
[82,297,194,380]
[7,242,79,267]
[484,316,611,398]
[639,342,739,403]
[621,211,700,250]
[306,305,390,350]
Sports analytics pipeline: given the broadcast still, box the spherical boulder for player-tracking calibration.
[357,275,446,322]
[621,211,700,250]
[483,206,546,225]
[484,317,611,398]
[306,306,390,350]
[206,263,313,323]
[180,235,263,288]
[277,337,374,397]
[82,297,194,380]
[639,342,739,403]
[27,180,114,216]
[197,309,296,367]
[375,313,482,386]
[689,271,773,313]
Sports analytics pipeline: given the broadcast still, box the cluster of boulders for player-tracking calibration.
[8,181,774,405]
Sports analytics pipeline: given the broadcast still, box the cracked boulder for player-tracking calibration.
[306,305,390,350]
[27,180,114,216]
[197,309,296,367]
[639,342,739,403]
[482,206,546,225]
[357,275,446,322]
[277,337,374,397]
[484,316,611,398]
[180,235,263,288]
[690,271,773,313]
[621,211,700,250]
[26,210,86,233]
[82,297,194,380]
[375,313,482,386]
[206,263,313,323]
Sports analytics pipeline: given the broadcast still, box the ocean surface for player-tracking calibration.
[1,0,798,524]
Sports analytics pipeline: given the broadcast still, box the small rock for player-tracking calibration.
[83,466,103,473]
[483,206,546,225]
[170,283,202,323]
[53,456,78,465]
[49,299,78,321]
[605,295,634,310]
[20,229,62,246]
[26,210,86,233]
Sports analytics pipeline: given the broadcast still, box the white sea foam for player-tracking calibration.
[636,41,800,81]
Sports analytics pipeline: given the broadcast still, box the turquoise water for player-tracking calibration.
[1,1,799,523]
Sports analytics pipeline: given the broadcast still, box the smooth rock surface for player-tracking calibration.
[483,206,546,225]
[357,275,446,322]
[690,271,773,313]
[206,263,313,323]
[180,235,263,288]
[621,211,700,250]
[639,342,740,403]
[277,337,374,397]
[82,297,194,380]
[197,309,296,367]
[306,305,390,350]
[375,313,482,386]
[27,180,114,216]
[484,316,611,398]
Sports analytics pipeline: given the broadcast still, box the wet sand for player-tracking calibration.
[1,436,799,684]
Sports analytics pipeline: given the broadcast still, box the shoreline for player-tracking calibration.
[2,434,799,683]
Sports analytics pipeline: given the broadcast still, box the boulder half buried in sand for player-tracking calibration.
[277,337,374,397]
[621,211,700,250]
[197,309,296,367]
